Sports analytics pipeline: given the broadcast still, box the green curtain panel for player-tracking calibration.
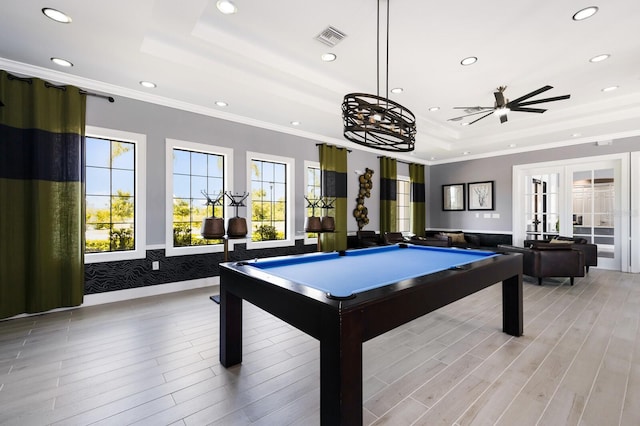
[0,70,86,319]
[318,144,347,252]
[379,156,397,234]
[409,163,426,237]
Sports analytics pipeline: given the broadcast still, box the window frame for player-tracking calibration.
[246,151,295,250]
[304,160,321,246]
[165,139,233,256]
[84,126,147,263]
[397,174,411,234]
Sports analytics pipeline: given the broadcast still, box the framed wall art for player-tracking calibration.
[468,180,494,210]
[442,183,465,211]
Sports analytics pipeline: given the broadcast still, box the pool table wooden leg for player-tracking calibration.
[502,274,523,337]
[220,285,243,367]
[319,309,363,425]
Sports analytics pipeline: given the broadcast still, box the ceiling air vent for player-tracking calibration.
[315,26,346,47]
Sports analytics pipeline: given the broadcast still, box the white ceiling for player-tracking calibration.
[1,0,640,163]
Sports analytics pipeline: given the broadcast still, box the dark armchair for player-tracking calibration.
[498,243,585,286]
[525,237,597,272]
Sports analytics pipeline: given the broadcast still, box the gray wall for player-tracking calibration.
[428,136,640,232]
[86,95,390,245]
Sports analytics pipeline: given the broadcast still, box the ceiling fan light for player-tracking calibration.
[573,6,598,21]
[494,107,510,117]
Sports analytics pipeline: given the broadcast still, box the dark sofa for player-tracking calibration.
[424,230,512,250]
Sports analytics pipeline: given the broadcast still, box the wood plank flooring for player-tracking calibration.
[1,269,639,425]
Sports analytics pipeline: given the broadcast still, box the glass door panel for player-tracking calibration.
[571,166,619,269]
[524,173,560,241]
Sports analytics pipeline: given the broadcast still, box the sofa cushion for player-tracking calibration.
[442,232,466,244]
[549,238,573,245]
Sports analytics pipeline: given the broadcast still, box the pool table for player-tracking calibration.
[219,244,523,425]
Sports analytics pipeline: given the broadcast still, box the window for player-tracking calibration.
[246,151,294,249]
[166,139,232,256]
[304,161,321,243]
[85,126,146,263]
[397,176,410,233]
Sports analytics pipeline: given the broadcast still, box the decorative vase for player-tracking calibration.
[201,217,225,239]
[321,216,335,232]
[305,216,322,233]
[227,217,247,238]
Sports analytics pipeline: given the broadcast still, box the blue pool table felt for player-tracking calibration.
[250,244,498,298]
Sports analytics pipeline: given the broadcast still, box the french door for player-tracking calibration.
[513,154,629,271]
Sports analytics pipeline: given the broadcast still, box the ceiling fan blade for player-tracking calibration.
[500,114,508,124]
[508,85,553,105]
[509,107,547,113]
[513,94,571,107]
[447,108,497,121]
[468,111,494,125]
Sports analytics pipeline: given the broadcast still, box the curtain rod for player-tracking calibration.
[5,73,114,102]
[377,156,413,165]
[315,143,352,153]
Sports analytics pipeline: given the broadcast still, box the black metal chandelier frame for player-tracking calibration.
[341,0,416,152]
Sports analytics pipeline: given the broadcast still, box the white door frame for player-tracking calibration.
[513,152,630,272]
[631,151,640,273]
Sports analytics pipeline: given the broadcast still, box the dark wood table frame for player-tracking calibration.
[219,252,522,425]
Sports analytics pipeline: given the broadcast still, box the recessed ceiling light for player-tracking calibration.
[390,87,403,94]
[573,6,598,21]
[42,8,72,23]
[572,133,582,137]
[602,85,618,92]
[428,107,440,112]
[460,56,477,66]
[321,53,337,62]
[216,0,237,14]
[509,143,517,148]
[290,121,301,126]
[463,151,471,155]
[51,57,73,67]
[590,54,610,63]
[215,100,228,107]
[430,156,436,161]
[139,81,156,88]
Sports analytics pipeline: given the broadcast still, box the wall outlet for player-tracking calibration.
[152,261,160,270]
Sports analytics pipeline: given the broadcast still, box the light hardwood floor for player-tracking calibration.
[1,269,639,425]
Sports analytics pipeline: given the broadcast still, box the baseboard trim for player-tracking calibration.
[82,277,220,307]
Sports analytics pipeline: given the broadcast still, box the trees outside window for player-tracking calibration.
[85,137,136,252]
[250,159,287,241]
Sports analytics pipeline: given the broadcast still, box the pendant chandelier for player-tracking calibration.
[341,0,416,152]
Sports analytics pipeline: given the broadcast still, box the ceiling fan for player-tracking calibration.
[448,85,571,125]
